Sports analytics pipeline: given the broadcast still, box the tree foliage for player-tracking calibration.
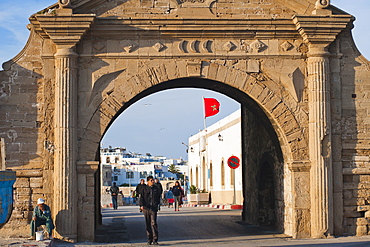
[168,164,180,174]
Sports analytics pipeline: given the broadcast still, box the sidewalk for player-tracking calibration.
[182,203,243,210]
[0,237,53,247]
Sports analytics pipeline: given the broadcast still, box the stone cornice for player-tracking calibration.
[293,15,353,46]
[89,18,300,39]
[30,14,95,48]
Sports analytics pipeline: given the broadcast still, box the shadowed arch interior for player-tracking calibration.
[95,77,286,233]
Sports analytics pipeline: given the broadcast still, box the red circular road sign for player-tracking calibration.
[227,156,240,169]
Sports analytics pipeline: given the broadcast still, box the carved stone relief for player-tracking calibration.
[315,0,330,9]
[222,41,236,52]
[120,41,138,53]
[178,40,213,53]
[250,40,267,53]
[93,41,106,53]
[152,42,166,52]
[281,41,294,52]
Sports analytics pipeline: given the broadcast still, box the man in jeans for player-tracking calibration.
[109,182,120,210]
[139,176,161,245]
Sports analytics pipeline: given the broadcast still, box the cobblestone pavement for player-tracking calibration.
[2,206,370,247]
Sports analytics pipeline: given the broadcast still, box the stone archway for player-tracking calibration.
[3,0,370,243]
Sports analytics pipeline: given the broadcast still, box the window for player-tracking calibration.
[126,171,134,179]
[106,157,110,163]
[113,176,118,181]
[115,157,119,163]
[140,171,148,178]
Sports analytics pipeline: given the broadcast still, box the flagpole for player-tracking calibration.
[203,96,207,130]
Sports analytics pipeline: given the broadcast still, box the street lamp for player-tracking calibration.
[218,134,223,141]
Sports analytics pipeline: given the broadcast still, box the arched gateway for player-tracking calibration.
[1,0,370,242]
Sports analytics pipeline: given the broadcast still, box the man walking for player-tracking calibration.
[139,176,161,245]
[109,182,120,210]
[154,178,163,211]
[135,179,146,212]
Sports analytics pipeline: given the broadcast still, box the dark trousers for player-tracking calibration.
[112,196,118,209]
[174,195,181,210]
[30,219,53,236]
[143,208,158,242]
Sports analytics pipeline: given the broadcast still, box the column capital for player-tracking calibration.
[307,44,330,58]
[293,15,353,48]
[77,161,99,174]
[30,13,95,49]
[55,47,79,58]
[288,160,311,172]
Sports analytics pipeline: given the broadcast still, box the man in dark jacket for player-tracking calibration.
[109,182,120,209]
[139,176,161,245]
[135,179,146,197]
[135,179,146,211]
[154,178,163,211]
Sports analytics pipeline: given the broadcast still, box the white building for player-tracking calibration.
[100,147,188,194]
[188,109,242,205]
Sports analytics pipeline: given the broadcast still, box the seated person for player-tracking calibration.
[28,198,54,240]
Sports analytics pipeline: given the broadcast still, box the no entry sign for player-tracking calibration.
[227,156,240,169]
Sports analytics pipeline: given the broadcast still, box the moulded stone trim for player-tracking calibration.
[152,42,166,52]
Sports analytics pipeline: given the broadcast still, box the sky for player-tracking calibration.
[0,0,369,159]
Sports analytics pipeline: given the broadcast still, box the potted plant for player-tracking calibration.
[188,185,198,204]
[198,189,209,205]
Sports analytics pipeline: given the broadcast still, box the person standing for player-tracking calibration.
[171,181,183,211]
[110,182,120,210]
[28,198,54,240]
[154,178,163,210]
[135,179,146,211]
[136,179,146,196]
[166,188,174,208]
[139,176,161,245]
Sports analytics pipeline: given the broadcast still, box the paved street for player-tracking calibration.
[49,206,370,247]
[2,206,370,246]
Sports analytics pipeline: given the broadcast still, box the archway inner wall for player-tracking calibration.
[241,106,286,233]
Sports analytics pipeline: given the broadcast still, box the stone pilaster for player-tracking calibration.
[77,161,99,242]
[288,161,311,238]
[307,45,333,238]
[293,14,352,238]
[53,46,79,241]
[30,12,95,242]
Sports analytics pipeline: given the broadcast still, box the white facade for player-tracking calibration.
[188,109,243,204]
[100,147,188,193]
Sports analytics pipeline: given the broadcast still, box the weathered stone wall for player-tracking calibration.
[334,30,370,236]
[0,31,55,237]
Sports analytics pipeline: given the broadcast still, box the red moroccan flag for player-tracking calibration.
[204,98,220,118]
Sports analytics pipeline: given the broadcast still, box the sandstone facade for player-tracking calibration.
[0,0,369,242]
